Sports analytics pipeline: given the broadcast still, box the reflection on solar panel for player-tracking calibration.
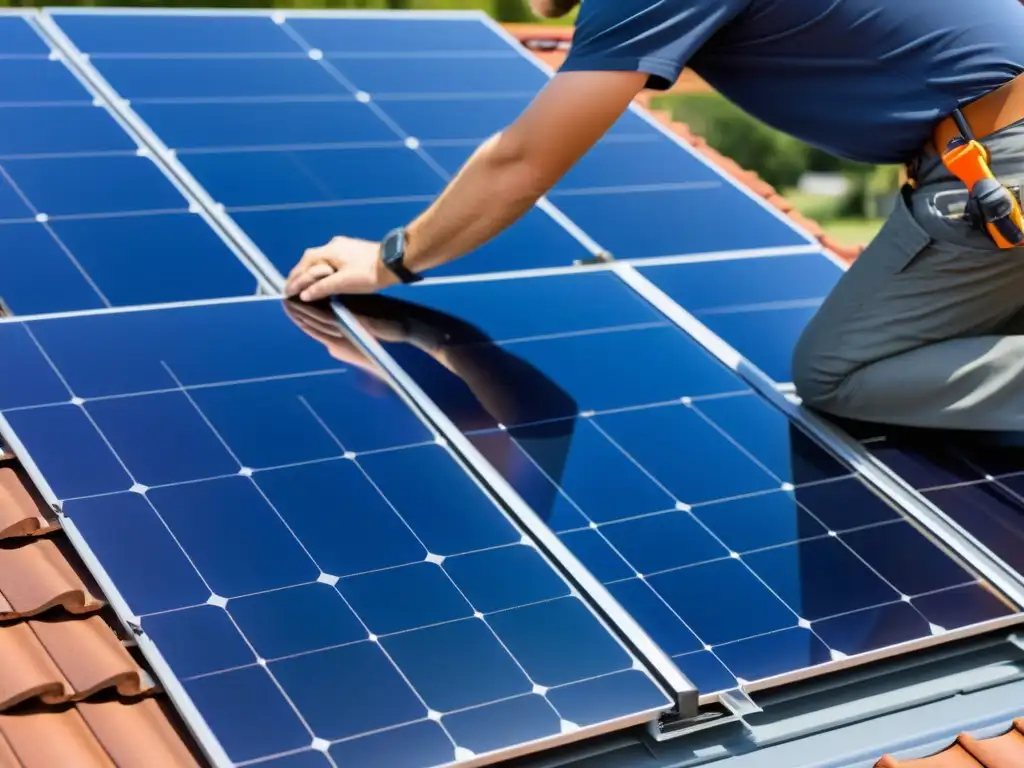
[637,250,1024,632]
[0,297,671,767]
[339,271,1021,697]
[638,251,844,383]
[0,15,260,315]
[48,8,812,279]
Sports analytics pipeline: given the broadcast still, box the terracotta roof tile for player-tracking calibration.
[0,700,201,768]
[0,462,203,764]
[0,614,153,710]
[959,721,1024,767]
[0,538,103,620]
[876,720,1024,767]
[77,699,203,767]
[505,25,868,263]
[0,706,115,768]
[0,467,56,540]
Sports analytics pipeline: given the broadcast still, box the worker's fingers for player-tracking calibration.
[286,246,334,293]
[286,302,344,341]
[298,271,350,302]
[286,262,336,299]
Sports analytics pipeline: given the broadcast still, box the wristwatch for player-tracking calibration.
[379,227,423,284]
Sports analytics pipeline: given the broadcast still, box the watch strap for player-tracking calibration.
[380,227,423,284]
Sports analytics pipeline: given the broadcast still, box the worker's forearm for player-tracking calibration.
[402,135,547,275]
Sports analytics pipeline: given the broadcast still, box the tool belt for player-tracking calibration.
[910,72,1024,248]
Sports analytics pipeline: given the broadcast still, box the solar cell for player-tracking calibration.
[639,252,844,381]
[345,271,1021,698]
[0,14,260,315]
[0,297,671,766]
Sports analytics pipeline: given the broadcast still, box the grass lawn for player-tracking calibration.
[783,189,884,248]
[821,218,884,247]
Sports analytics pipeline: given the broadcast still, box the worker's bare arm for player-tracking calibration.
[529,0,580,19]
[399,70,646,276]
[285,69,645,301]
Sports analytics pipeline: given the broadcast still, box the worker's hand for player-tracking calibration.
[285,236,398,301]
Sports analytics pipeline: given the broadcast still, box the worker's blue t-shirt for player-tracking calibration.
[558,0,1024,164]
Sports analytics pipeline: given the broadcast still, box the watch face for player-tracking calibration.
[382,228,405,268]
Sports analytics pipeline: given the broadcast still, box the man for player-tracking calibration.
[285,0,1024,432]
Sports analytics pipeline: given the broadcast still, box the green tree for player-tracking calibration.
[493,0,530,21]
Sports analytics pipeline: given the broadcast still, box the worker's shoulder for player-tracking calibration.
[713,0,1024,55]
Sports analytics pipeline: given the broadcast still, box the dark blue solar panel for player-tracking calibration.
[57,12,600,277]
[52,9,812,284]
[54,13,301,54]
[640,254,843,380]
[553,187,810,260]
[359,271,1020,695]
[640,253,842,313]
[0,105,134,156]
[0,15,50,55]
[288,16,514,54]
[135,100,396,150]
[233,201,590,280]
[830,423,1024,584]
[5,155,188,216]
[0,297,669,766]
[185,147,445,209]
[0,59,87,103]
[328,53,549,95]
[0,16,257,315]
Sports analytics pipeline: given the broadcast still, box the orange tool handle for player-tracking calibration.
[942,139,1024,248]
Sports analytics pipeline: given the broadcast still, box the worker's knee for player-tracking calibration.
[791,327,844,413]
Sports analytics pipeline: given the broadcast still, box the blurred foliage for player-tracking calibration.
[657,91,899,219]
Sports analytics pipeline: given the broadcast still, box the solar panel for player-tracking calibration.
[637,251,844,383]
[335,270,1021,699]
[637,249,1024,635]
[0,296,672,767]
[45,11,598,278]
[0,14,262,315]
[48,8,814,281]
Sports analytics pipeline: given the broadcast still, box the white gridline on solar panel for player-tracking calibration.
[331,308,1000,694]
[4,318,667,766]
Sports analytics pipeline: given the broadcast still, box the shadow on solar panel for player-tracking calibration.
[332,272,1024,712]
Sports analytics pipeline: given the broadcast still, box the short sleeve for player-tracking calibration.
[559,0,749,90]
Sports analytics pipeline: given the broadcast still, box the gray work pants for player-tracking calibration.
[792,123,1024,431]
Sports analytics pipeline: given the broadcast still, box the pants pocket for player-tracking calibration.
[880,185,933,274]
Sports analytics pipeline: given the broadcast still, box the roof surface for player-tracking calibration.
[0,457,202,767]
